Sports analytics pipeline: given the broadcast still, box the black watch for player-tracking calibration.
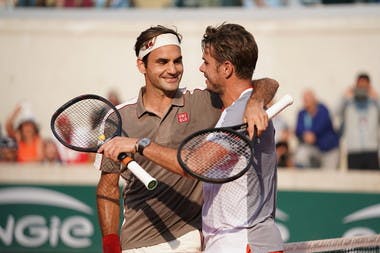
[136,138,151,155]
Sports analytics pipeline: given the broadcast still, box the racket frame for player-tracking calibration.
[51,94,158,190]
[50,94,122,153]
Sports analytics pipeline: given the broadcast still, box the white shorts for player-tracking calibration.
[122,229,202,253]
[203,229,247,253]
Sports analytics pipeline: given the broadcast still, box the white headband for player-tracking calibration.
[138,33,181,59]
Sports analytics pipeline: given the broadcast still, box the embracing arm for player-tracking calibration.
[244,78,279,138]
[252,78,279,106]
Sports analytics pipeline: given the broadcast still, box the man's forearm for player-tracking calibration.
[96,173,121,236]
[143,143,189,177]
[251,78,279,106]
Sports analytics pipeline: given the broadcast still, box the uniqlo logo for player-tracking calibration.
[177,112,189,123]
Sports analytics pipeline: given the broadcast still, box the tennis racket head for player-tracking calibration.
[177,126,254,183]
[50,94,122,153]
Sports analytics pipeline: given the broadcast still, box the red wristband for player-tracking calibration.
[102,234,121,253]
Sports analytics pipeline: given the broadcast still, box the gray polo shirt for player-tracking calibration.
[96,87,222,249]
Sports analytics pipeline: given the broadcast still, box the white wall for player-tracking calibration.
[1,164,380,192]
[1,6,380,138]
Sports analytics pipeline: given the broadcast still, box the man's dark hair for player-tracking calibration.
[201,23,258,79]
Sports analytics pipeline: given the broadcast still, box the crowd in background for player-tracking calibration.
[274,72,380,170]
[2,0,379,9]
[0,90,121,166]
[0,73,379,170]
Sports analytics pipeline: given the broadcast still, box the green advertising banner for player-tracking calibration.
[1,184,379,252]
[277,191,380,243]
[0,184,103,253]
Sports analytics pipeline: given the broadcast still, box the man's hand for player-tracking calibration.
[303,131,316,144]
[245,78,279,138]
[244,99,268,138]
[98,137,139,162]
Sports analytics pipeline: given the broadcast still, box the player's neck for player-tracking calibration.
[142,88,175,118]
[220,79,252,108]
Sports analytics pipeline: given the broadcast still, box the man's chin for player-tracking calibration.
[205,82,215,92]
[163,81,180,90]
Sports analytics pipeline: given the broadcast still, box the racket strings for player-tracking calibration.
[180,130,252,180]
[53,99,120,150]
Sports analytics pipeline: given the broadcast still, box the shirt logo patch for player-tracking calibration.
[177,112,189,123]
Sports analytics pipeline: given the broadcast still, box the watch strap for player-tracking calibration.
[136,138,151,155]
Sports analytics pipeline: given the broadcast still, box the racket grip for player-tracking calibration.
[118,153,158,190]
[266,94,294,119]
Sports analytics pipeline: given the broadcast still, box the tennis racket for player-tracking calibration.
[50,94,158,190]
[177,94,294,183]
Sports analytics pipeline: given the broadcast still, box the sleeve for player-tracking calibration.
[94,153,122,173]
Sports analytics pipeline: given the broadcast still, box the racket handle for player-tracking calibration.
[118,153,158,190]
[266,94,294,119]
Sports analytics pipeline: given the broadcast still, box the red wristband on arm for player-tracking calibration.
[102,234,121,253]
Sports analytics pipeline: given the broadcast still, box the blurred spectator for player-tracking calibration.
[337,73,380,170]
[244,0,288,7]
[0,137,18,162]
[55,0,94,7]
[5,103,44,163]
[132,0,172,7]
[42,138,62,165]
[15,0,41,6]
[175,0,243,7]
[56,141,93,164]
[321,0,353,4]
[103,0,130,7]
[294,89,340,169]
[271,98,294,167]
[55,115,92,164]
[107,89,121,106]
[276,141,293,167]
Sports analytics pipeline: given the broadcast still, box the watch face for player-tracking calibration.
[139,138,150,149]
[138,138,151,155]
[140,138,151,146]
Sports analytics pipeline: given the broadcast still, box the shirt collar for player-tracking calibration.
[136,87,185,118]
[239,87,253,99]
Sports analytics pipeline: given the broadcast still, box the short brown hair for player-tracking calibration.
[201,23,258,79]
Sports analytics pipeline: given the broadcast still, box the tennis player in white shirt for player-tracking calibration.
[199,23,284,253]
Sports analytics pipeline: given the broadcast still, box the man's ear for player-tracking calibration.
[224,61,233,79]
[137,59,146,74]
